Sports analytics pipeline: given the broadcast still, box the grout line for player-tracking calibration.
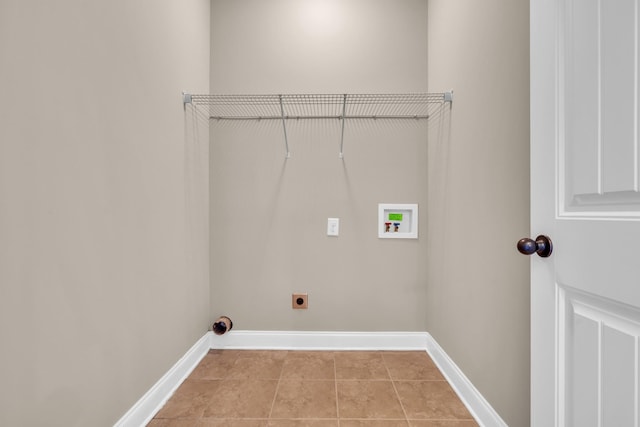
[333,351,340,427]
[266,350,287,419]
[382,351,410,423]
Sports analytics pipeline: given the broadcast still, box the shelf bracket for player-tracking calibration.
[339,94,347,159]
[444,91,453,103]
[278,95,291,158]
[182,92,192,110]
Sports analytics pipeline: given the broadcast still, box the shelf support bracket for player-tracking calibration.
[278,95,291,158]
[339,94,347,159]
[444,91,453,103]
[182,92,192,111]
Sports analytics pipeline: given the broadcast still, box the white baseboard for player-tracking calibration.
[116,330,505,427]
[113,333,211,427]
[425,332,508,427]
[209,330,430,350]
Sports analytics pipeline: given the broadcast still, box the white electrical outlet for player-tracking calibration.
[327,218,339,236]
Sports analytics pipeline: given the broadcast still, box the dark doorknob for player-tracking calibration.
[517,235,553,258]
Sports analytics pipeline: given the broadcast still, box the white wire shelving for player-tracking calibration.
[182,92,453,158]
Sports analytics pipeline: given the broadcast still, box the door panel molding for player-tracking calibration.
[558,284,640,426]
[559,0,640,218]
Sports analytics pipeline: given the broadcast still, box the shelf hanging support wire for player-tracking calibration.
[339,94,347,159]
[278,95,291,158]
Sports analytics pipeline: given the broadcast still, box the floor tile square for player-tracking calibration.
[267,420,339,426]
[339,420,409,426]
[337,380,405,419]
[154,379,219,419]
[237,350,289,360]
[226,356,284,380]
[202,379,278,418]
[190,354,236,380]
[394,381,474,420]
[382,352,445,381]
[197,419,269,426]
[270,380,337,419]
[280,353,335,380]
[283,351,334,359]
[147,419,198,427]
[334,351,389,380]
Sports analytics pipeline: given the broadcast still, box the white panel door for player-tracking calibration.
[531,0,640,425]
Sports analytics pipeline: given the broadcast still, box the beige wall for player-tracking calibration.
[0,1,210,425]
[209,1,531,424]
[427,1,531,426]
[0,0,531,425]
[209,0,430,331]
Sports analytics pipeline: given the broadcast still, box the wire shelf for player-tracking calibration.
[183,92,452,158]
[185,92,451,120]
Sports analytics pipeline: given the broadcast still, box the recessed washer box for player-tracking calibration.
[378,203,418,239]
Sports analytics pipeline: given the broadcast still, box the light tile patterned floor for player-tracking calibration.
[148,350,479,426]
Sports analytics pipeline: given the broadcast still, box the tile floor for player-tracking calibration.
[148,350,479,426]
